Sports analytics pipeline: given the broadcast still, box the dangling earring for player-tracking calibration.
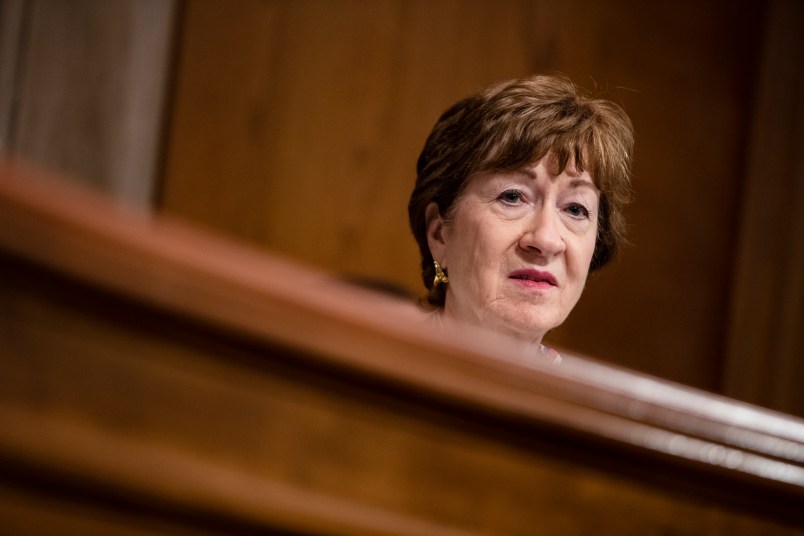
[433,260,449,287]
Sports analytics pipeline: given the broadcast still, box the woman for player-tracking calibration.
[408,74,633,349]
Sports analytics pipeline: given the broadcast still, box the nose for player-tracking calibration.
[518,207,565,257]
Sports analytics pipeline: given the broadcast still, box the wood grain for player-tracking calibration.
[3,161,804,534]
[723,0,804,418]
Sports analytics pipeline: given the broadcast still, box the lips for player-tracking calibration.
[508,269,558,286]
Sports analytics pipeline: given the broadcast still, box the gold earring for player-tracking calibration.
[433,260,449,287]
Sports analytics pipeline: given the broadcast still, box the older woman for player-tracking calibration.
[408,74,633,348]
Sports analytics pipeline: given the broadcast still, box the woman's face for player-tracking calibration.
[426,156,599,344]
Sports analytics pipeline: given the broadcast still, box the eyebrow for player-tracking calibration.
[513,167,600,194]
[514,168,600,193]
[569,179,600,193]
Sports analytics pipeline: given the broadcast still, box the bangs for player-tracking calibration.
[475,105,629,199]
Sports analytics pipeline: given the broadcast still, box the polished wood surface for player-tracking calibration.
[2,162,803,534]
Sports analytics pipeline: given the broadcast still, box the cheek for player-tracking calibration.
[585,232,598,260]
[444,217,507,283]
[573,232,598,277]
[445,227,484,278]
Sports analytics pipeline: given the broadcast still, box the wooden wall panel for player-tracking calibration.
[0,0,26,151]
[160,1,780,400]
[161,0,538,286]
[723,0,804,416]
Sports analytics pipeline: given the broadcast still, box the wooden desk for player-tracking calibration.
[1,161,803,535]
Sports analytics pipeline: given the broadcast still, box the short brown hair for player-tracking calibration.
[408,74,634,307]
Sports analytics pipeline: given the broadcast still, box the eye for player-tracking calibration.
[565,203,590,219]
[497,189,524,205]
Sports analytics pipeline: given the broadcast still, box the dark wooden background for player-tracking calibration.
[1,0,802,417]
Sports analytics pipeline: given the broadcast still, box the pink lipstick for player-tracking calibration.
[509,269,558,289]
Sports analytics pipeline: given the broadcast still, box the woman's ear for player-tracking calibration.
[425,202,447,264]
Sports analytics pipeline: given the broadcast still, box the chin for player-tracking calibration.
[488,311,557,342]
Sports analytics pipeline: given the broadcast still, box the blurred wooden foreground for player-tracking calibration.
[1,161,803,535]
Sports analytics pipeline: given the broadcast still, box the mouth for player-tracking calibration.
[508,269,558,287]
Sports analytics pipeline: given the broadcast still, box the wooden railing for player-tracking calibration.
[1,160,803,535]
